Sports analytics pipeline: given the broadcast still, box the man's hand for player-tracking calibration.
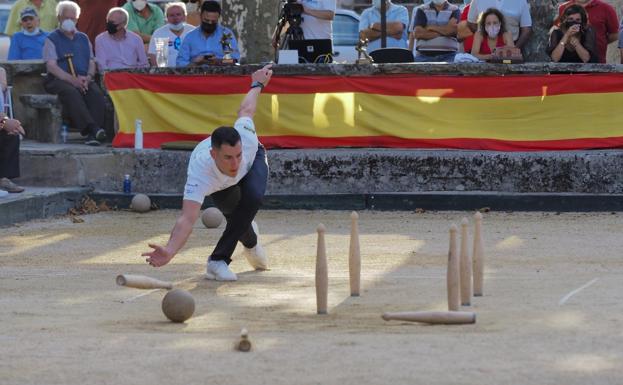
[3,118,25,136]
[251,64,273,87]
[77,75,89,93]
[142,243,174,267]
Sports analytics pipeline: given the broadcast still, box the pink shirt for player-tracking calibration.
[94,29,148,71]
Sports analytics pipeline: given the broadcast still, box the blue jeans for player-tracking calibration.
[414,52,457,63]
[209,145,268,264]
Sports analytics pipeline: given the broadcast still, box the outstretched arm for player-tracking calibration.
[143,199,202,267]
[238,64,274,119]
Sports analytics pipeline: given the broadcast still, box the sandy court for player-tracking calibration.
[1,209,622,385]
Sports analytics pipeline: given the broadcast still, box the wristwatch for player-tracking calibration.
[250,81,264,89]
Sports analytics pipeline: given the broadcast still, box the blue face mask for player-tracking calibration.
[463,0,471,4]
[22,27,40,36]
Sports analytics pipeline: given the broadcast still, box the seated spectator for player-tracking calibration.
[148,2,194,67]
[359,0,409,52]
[176,1,240,67]
[557,0,617,64]
[5,0,57,36]
[467,0,532,51]
[76,0,124,44]
[471,8,514,61]
[412,0,460,62]
[123,0,165,45]
[8,7,48,60]
[0,67,25,193]
[95,7,148,71]
[43,1,107,146]
[549,5,596,63]
[457,1,474,53]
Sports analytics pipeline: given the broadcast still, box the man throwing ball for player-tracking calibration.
[142,64,273,281]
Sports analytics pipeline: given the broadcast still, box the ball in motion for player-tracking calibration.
[131,193,151,213]
[202,207,224,228]
[161,289,195,323]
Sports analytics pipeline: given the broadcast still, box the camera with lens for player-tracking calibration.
[282,0,304,25]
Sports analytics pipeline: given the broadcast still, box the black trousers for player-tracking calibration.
[43,76,106,134]
[0,131,20,179]
[209,145,268,264]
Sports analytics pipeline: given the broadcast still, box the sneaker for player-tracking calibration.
[84,135,100,146]
[0,178,24,193]
[242,221,268,270]
[206,259,238,281]
[95,128,107,142]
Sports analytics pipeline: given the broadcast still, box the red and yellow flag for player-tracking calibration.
[105,72,623,151]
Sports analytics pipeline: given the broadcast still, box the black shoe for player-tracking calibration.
[84,135,100,146]
[95,128,107,142]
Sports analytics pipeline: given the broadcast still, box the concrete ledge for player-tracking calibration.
[89,191,623,212]
[17,142,623,195]
[0,187,90,227]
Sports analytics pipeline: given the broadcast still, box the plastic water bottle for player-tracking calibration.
[123,174,132,194]
[134,119,143,150]
[60,123,68,143]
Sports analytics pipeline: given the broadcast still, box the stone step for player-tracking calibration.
[0,187,90,227]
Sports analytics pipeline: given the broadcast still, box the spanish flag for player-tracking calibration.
[105,72,623,151]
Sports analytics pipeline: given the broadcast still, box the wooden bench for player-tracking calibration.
[19,94,64,143]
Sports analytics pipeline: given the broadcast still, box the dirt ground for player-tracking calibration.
[1,209,622,385]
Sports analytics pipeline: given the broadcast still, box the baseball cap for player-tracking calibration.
[20,7,38,20]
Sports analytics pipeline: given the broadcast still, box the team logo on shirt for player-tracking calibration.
[185,183,198,195]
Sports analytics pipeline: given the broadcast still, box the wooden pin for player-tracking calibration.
[473,212,485,296]
[316,224,328,314]
[459,217,472,306]
[382,311,476,324]
[349,211,361,297]
[447,224,460,311]
[236,328,252,352]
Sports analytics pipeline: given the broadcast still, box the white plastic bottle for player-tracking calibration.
[134,119,143,150]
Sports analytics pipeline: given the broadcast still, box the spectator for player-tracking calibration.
[467,0,532,51]
[471,8,514,61]
[95,7,148,71]
[5,0,57,36]
[8,7,48,60]
[549,5,596,63]
[299,0,336,40]
[122,0,165,45]
[76,0,123,44]
[148,2,194,67]
[457,0,474,53]
[557,0,617,63]
[411,0,460,62]
[0,66,26,194]
[43,1,107,146]
[359,0,409,52]
[176,1,240,67]
[185,0,203,26]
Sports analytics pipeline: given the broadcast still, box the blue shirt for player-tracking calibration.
[176,24,240,67]
[8,30,48,60]
[358,3,409,51]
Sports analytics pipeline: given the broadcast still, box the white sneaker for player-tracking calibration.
[206,259,238,281]
[242,221,268,270]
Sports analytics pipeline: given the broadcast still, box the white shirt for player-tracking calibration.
[148,23,195,67]
[183,117,259,203]
[467,0,531,41]
[300,0,336,40]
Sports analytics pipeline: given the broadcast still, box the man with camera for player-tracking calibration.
[272,0,336,49]
[176,1,240,66]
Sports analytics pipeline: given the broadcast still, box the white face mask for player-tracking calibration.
[133,0,147,11]
[432,0,445,5]
[186,3,198,13]
[60,19,76,32]
[168,22,185,31]
[485,24,500,37]
[372,0,382,8]
[23,27,40,36]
